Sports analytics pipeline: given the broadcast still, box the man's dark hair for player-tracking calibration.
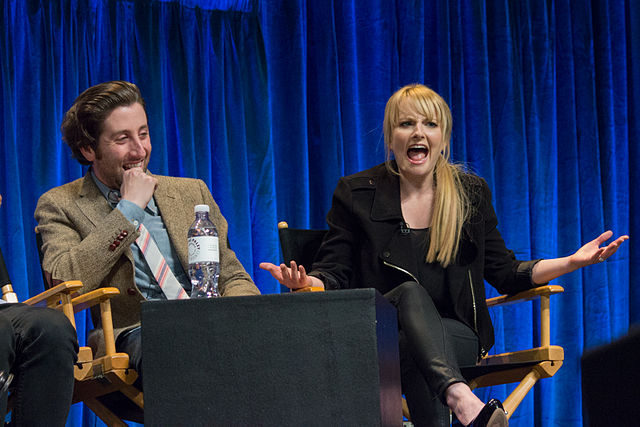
[61,81,146,165]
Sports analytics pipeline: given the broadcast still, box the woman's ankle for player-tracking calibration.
[444,382,485,425]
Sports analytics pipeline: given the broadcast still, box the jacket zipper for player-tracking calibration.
[383,261,475,328]
[382,260,420,284]
[385,260,486,357]
[468,269,478,332]
[385,260,485,357]
[468,269,487,357]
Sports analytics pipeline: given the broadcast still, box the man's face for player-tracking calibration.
[80,102,151,189]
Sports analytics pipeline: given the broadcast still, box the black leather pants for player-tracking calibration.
[0,303,78,426]
[385,281,479,427]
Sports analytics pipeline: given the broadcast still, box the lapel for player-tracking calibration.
[76,173,112,227]
[371,164,478,263]
[152,174,190,269]
[368,163,478,283]
[75,172,135,263]
[367,164,419,280]
[370,162,404,222]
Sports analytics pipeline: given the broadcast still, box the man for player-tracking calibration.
[1,196,78,425]
[35,81,260,381]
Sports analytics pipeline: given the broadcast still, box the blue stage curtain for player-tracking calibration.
[1,1,275,425]
[0,0,637,426]
[261,1,637,425]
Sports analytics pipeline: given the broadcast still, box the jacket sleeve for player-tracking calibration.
[198,180,260,296]
[35,189,140,294]
[479,179,543,294]
[309,178,358,290]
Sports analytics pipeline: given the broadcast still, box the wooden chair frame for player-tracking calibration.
[34,229,143,426]
[1,195,139,424]
[2,278,142,426]
[464,285,564,418]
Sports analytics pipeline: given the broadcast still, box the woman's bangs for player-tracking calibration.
[399,88,443,125]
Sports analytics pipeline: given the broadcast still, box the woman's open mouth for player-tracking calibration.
[407,144,429,164]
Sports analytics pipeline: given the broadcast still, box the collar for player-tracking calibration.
[89,168,115,201]
[368,162,474,243]
[369,161,404,222]
[89,168,158,214]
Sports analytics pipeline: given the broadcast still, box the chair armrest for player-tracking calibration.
[487,284,564,348]
[70,287,120,356]
[486,285,564,307]
[70,287,120,313]
[1,284,19,303]
[292,286,325,293]
[23,280,84,306]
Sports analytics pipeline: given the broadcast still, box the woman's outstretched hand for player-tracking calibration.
[569,230,629,268]
[532,230,629,284]
[259,261,324,290]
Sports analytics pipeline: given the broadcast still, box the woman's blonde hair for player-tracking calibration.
[383,84,469,267]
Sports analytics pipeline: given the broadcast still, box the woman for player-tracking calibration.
[260,84,628,426]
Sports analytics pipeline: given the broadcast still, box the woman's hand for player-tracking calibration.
[259,261,324,290]
[532,230,629,284]
[569,230,629,268]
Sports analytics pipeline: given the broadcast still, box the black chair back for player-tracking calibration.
[278,226,327,270]
[35,229,52,289]
[0,246,11,289]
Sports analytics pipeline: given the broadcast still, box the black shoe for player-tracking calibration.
[467,399,508,427]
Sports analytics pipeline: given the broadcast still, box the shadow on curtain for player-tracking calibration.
[0,0,637,426]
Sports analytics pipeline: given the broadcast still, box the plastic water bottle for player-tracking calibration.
[187,204,220,298]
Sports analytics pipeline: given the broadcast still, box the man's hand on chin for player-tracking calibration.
[121,168,158,209]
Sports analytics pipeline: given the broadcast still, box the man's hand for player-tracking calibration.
[120,168,157,209]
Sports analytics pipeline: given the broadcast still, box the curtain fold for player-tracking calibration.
[0,0,637,425]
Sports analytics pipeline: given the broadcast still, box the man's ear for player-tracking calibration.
[79,146,96,163]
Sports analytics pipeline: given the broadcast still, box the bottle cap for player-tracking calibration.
[194,204,210,213]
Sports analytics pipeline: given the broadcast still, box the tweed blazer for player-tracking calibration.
[35,172,260,355]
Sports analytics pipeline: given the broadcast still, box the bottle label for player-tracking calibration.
[188,236,219,263]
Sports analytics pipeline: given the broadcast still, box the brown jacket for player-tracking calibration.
[35,172,260,355]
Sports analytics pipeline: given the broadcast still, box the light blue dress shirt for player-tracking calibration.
[90,171,191,299]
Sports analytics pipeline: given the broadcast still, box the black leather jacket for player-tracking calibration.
[310,162,542,355]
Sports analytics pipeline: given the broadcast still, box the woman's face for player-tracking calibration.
[390,101,444,182]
